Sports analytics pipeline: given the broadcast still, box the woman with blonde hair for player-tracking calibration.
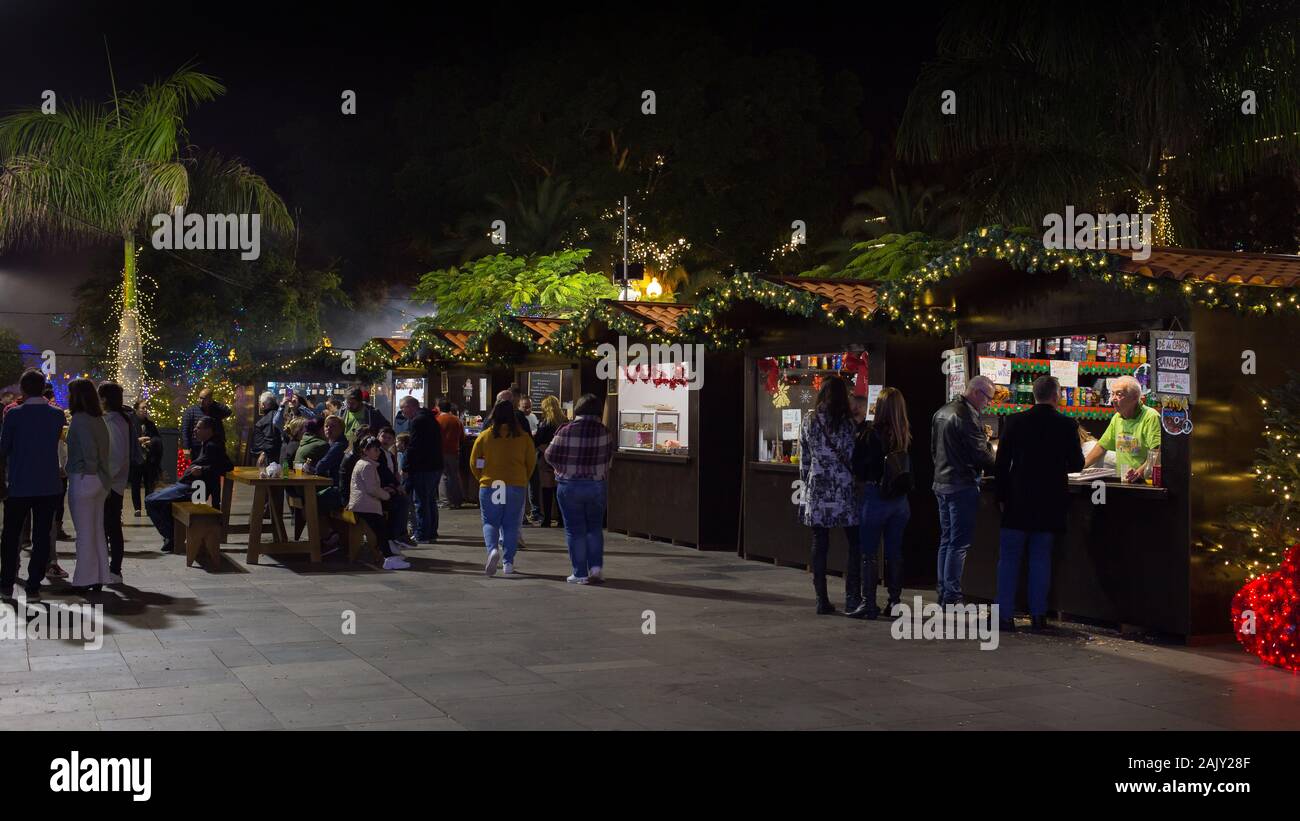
[850,386,914,619]
[534,395,566,527]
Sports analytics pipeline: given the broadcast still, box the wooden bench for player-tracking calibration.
[329,509,385,563]
[172,502,223,567]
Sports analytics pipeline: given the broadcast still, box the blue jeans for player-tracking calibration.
[935,486,979,604]
[997,528,1055,617]
[145,482,194,546]
[479,485,525,563]
[557,479,606,577]
[859,484,910,605]
[408,470,441,541]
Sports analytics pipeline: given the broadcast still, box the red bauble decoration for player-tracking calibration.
[758,358,779,395]
[176,450,192,478]
[1232,544,1300,672]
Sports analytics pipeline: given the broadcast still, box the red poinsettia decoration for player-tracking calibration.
[1232,544,1300,672]
[842,351,869,397]
[758,358,779,395]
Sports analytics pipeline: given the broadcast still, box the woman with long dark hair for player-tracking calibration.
[850,387,913,619]
[798,376,860,614]
[64,379,112,593]
[469,400,536,576]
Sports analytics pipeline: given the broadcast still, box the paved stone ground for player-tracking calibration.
[1,492,1297,731]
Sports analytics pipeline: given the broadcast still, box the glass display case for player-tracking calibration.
[618,410,681,452]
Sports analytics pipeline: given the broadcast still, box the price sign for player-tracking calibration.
[1049,359,1079,388]
[978,356,1012,385]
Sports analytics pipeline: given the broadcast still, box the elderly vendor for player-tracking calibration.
[1082,375,1161,483]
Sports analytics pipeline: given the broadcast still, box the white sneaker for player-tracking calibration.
[382,556,411,570]
[485,548,501,577]
[588,566,603,582]
[388,539,405,556]
[108,572,123,585]
[502,562,515,575]
[566,574,589,585]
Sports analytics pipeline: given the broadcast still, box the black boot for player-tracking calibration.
[811,529,835,615]
[846,602,878,620]
[1030,615,1050,632]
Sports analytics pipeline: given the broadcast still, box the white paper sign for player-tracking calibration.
[781,409,801,441]
[978,357,1013,385]
[1050,359,1079,388]
[1156,371,1191,395]
[866,385,883,421]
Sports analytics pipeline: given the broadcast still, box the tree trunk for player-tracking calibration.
[116,233,145,399]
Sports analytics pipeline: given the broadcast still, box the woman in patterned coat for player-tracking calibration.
[799,376,861,615]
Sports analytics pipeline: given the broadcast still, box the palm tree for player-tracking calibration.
[897,0,1300,246]
[430,176,596,264]
[0,64,290,395]
[844,171,961,240]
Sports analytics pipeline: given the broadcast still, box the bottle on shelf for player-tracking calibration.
[1062,336,1072,361]
[1087,336,1098,361]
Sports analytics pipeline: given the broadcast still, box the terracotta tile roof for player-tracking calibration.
[514,317,569,345]
[437,330,474,355]
[609,301,692,333]
[1113,247,1300,288]
[778,278,879,315]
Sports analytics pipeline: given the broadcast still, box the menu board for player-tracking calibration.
[527,370,563,404]
[1151,331,1196,400]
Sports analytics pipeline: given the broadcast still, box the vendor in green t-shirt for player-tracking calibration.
[1084,375,1161,483]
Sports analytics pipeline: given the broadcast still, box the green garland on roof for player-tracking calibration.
[676,271,873,349]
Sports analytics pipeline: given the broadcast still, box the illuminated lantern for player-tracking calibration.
[646,276,663,299]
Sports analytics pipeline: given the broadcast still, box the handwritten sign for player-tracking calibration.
[1151,331,1196,399]
[978,356,1013,385]
[944,348,967,402]
[1049,359,1079,388]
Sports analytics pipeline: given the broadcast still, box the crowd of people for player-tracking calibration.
[798,372,1157,632]
[0,371,615,592]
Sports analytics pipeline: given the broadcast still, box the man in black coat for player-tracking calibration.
[993,375,1084,632]
[400,396,444,544]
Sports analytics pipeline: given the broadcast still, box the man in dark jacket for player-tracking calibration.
[0,369,67,597]
[251,391,282,466]
[400,396,443,543]
[144,416,233,553]
[180,388,232,456]
[994,376,1084,632]
[930,375,996,606]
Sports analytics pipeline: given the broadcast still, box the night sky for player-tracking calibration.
[0,0,947,359]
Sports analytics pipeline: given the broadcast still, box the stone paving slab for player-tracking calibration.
[0,496,1292,731]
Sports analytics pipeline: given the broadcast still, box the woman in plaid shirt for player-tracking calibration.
[544,394,613,584]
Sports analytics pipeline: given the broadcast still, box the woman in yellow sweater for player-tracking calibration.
[470,400,537,577]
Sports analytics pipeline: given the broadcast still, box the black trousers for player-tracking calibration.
[539,486,560,526]
[104,490,125,575]
[810,525,861,608]
[1,494,59,592]
[354,511,393,557]
[130,462,160,512]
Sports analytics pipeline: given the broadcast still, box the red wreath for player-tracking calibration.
[1232,544,1300,672]
[842,351,869,397]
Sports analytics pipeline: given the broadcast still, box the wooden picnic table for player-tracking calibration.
[221,467,334,564]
